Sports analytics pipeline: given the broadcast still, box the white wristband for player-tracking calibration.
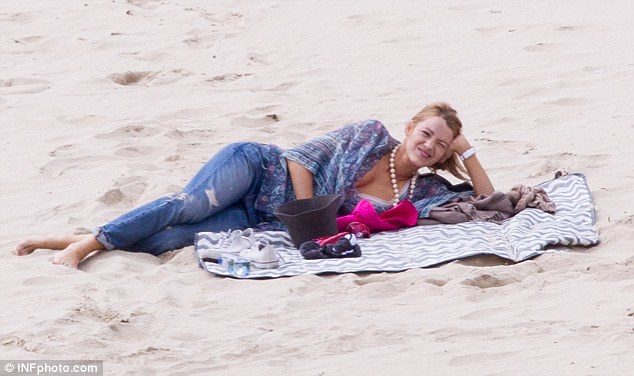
[459,146,476,161]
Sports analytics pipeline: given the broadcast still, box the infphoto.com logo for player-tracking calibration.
[1,360,102,376]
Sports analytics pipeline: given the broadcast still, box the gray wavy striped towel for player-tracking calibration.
[195,173,599,278]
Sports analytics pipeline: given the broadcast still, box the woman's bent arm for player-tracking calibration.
[451,134,494,196]
[462,154,494,196]
[286,159,315,199]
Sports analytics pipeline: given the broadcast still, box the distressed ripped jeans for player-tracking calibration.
[94,142,268,255]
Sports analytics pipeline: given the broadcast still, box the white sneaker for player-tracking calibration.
[196,231,229,248]
[196,232,224,261]
[198,228,254,261]
[240,240,280,269]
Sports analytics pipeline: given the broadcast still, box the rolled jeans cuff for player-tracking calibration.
[93,227,116,251]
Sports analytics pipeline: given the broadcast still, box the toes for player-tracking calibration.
[52,253,79,269]
[15,242,35,256]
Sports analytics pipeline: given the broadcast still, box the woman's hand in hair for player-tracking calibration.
[443,133,472,162]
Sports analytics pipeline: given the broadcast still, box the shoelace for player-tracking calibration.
[254,239,286,264]
[272,247,286,264]
[216,230,244,249]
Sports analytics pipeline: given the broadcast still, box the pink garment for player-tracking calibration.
[336,199,418,233]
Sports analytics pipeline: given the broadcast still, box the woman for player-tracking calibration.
[16,102,494,268]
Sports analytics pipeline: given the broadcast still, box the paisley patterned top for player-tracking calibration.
[254,120,472,229]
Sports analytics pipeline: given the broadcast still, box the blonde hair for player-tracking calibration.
[411,102,468,180]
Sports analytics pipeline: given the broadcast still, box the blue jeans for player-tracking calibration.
[94,142,269,255]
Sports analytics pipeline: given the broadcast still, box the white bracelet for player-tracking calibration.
[459,146,476,161]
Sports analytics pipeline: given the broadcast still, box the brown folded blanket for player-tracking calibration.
[418,185,556,226]
[507,184,556,214]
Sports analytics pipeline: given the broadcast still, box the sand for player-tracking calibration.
[2,1,634,375]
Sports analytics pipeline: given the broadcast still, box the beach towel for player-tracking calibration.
[195,173,599,278]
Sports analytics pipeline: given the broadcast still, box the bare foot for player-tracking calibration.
[53,235,106,269]
[15,234,91,256]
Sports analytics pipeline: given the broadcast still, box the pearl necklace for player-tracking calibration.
[389,144,418,207]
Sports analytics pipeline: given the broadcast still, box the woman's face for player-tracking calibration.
[403,116,455,167]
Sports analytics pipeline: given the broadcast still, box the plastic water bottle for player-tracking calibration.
[232,257,251,277]
[219,254,250,277]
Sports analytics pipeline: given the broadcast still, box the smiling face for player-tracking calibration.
[402,102,467,180]
[403,116,455,168]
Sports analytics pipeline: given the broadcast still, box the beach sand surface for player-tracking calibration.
[1,1,634,375]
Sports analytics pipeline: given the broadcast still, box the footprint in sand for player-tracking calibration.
[457,254,515,267]
[34,200,87,222]
[229,105,281,128]
[70,295,122,323]
[152,69,194,85]
[247,53,269,65]
[0,335,26,348]
[0,77,50,94]
[164,129,215,142]
[98,189,131,207]
[182,10,245,42]
[204,73,253,85]
[199,10,244,26]
[40,156,114,178]
[114,145,158,158]
[181,28,222,48]
[424,278,449,287]
[461,273,516,289]
[182,35,204,47]
[352,274,392,286]
[48,144,78,158]
[616,214,634,227]
[110,69,192,86]
[95,124,162,140]
[108,71,158,86]
[98,176,148,207]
